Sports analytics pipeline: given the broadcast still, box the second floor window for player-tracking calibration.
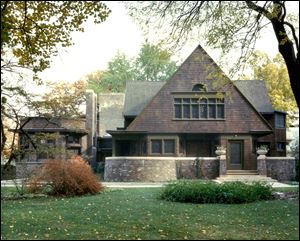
[275,113,285,128]
[67,135,80,144]
[174,97,224,120]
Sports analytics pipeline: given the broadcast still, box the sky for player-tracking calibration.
[38,1,299,85]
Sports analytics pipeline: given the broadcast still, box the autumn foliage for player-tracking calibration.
[27,156,104,196]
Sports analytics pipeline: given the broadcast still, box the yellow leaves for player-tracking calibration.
[2,1,110,76]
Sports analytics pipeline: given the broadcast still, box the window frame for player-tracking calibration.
[150,138,176,155]
[275,113,286,128]
[173,94,225,120]
[276,142,286,152]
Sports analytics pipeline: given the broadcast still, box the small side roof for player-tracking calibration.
[234,80,274,113]
[16,117,88,134]
[123,81,166,117]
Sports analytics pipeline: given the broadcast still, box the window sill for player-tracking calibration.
[172,118,226,121]
[149,153,176,156]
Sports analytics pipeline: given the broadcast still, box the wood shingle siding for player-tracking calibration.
[127,45,272,134]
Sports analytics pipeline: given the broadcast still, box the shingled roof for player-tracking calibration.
[123,81,166,117]
[18,117,88,134]
[123,80,274,117]
[234,80,274,113]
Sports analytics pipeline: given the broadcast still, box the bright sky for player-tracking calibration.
[38,1,299,84]
[39,1,144,83]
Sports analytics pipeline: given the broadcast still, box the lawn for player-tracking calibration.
[1,187,299,240]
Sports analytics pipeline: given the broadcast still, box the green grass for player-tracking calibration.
[1,187,299,240]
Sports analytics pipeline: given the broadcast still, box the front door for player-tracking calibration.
[228,140,243,170]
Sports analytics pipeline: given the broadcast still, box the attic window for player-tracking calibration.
[192,84,207,92]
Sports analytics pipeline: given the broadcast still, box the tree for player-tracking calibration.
[125,1,299,107]
[85,42,178,93]
[32,80,87,118]
[99,52,136,92]
[84,70,105,93]
[1,1,111,155]
[1,1,110,76]
[135,41,178,81]
[1,80,87,176]
[244,51,298,125]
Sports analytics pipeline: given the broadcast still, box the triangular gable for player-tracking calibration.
[127,45,272,134]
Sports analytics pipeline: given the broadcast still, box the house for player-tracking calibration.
[14,45,295,181]
[14,117,89,177]
[104,45,295,182]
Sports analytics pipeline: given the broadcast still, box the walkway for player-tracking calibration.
[1,179,298,188]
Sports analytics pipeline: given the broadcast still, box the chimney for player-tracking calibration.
[85,89,97,168]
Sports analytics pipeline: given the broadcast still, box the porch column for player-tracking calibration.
[218,154,227,176]
[216,146,226,176]
[257,154,267,175]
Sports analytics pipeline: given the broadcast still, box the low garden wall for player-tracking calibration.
[104,157,219,182]
[175,157,219,179]
[16,162,43,178]
[266,157,296,181]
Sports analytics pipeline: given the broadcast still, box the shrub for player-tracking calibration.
[295,159,299,182]
[1,165,16,180]
[160,180,273,204]
[27,156,104,196]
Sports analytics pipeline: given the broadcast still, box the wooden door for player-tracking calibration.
[228,141,243,170]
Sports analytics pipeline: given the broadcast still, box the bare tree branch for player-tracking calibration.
[245,1,272,20]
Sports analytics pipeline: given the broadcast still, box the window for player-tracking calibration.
[20,136,29,149]
[67,135,80,144]
[192,84,207,91]
[276,142,285,151]
[47,139,55,145]
[151,140,162,154]
[164,140,175,154]
[275,113,285,128]
[151,139,175,155]
[174,97,224,119]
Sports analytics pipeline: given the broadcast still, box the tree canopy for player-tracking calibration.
[1,1,111,156]
[85,41,178,93]
[31,80,87,118]
[125,1,299,107]
[244,51,298,125]
[1,1,110,76]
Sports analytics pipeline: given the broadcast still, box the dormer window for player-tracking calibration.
[192,83,207,92]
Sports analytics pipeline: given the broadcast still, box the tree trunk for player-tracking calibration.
[271,20,300,108]
[1,118,7,155]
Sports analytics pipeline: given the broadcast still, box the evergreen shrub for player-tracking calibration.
[160,180,273,204]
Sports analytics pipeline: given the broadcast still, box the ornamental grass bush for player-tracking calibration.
[27,156,104,196]
[160,180,273,204]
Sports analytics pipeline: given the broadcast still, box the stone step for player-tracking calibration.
[226,170,258,175]
[216,175,277,183]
